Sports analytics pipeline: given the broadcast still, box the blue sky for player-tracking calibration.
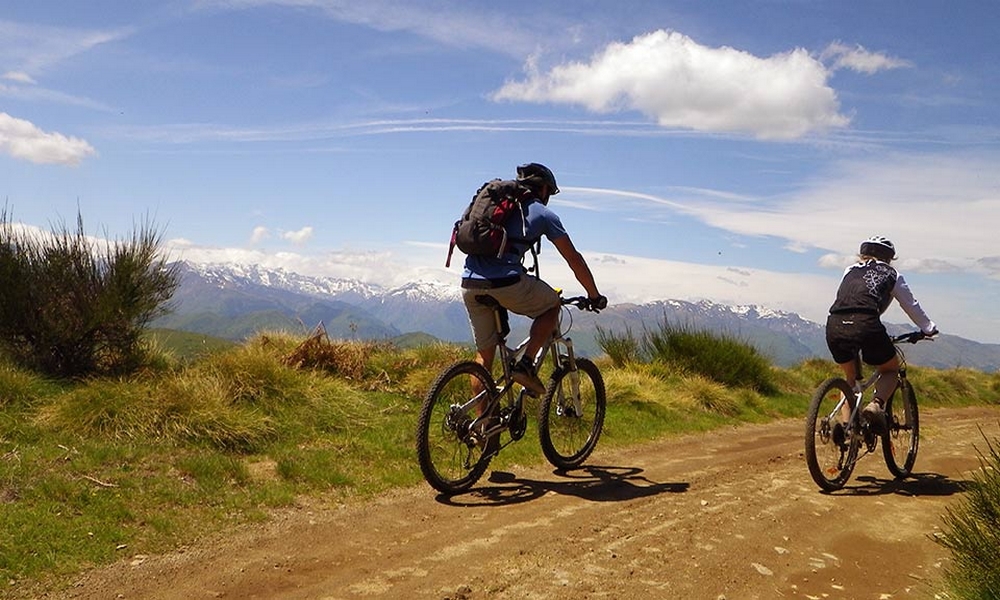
[2,1,999,343]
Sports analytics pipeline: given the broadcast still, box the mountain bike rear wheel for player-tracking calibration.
[416,361,498,494]
[882,378,919,478]
[538,357,606,470]
[805,377,861,491]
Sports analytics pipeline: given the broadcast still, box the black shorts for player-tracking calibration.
[825,313,896,366]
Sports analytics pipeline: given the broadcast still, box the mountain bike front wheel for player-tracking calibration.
[416,361,498,494]
[805,377,861,492]
[538,357,606,470]
[883,378,919,478]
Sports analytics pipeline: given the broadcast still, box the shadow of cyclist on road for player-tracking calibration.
[825,472,970,497]
[435,465,689,507]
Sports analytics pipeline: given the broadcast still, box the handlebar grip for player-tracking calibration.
[894,331,932,344]
[561,295,606,312]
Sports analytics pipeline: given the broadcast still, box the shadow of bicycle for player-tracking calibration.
[436,465,690,507]
[825,472,971,497]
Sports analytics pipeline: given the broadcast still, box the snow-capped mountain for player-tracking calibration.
[184,261,384,304]
[156,261,1000,371]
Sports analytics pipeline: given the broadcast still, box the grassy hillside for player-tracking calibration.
[1,333,997,598]
[147,328,237,361]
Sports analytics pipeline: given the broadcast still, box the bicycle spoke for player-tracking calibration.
[882,378,919,478]
[538,358,606,470]
[416,362,498,494]
[805,378,861,491]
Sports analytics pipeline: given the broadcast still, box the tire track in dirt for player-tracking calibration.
[45,406,1000,600]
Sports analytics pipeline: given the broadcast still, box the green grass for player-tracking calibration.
[0,331,997,598]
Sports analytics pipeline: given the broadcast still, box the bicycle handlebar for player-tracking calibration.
[562,295,603,313]
[892,331,935,344]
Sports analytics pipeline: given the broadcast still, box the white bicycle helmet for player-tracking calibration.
[859,235,896,262]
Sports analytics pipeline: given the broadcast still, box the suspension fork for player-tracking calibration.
[553,336,583,414]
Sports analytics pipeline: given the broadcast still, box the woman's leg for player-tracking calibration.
[874,354,902,402]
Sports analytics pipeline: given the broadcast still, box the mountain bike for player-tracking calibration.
[416,292,606,494]
[804,331,932,492]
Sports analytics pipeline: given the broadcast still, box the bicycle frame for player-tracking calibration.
[470,295,582,446]
[823,361,881,434]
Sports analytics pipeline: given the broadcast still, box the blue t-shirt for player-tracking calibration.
[462,198,568,281]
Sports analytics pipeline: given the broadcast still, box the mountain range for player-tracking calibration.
[153,261,1000,372]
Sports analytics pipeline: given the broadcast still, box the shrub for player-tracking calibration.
[595,324,642,367]
[595,319,776,393]
[0,210,179,378]
[644,320,775,393]
[937,433,1000,599]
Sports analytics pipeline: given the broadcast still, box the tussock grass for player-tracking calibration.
[595,319,777,394]
[595,323,642,367]
[937,432,1000,599]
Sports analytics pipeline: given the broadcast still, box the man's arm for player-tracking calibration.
[552,235,600,299]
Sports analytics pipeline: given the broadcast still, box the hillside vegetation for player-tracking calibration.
[2,325,998,597]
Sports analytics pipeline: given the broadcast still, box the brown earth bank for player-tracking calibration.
[26,406,1000,600]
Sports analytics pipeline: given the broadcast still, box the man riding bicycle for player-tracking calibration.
[825,236,938,431]
[460,162,607,395]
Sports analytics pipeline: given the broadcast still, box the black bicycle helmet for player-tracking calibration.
[516,162,559,195]
[859,235,896,262]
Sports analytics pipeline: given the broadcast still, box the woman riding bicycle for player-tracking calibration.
[460,163,606,395]
[825,236,938,430]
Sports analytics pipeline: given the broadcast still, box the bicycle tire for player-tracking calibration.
[416,361,498,494]
[538,357,606,470]
[882,377,919,478]
[804,377,861,491]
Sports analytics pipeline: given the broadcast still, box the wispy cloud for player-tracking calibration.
[99,116,678,144]
[492,30,851,140]
[559,186,693,214]
[195,0,546,57]
[0,19,134,78]
[0,82,117,112]
[821,42,911,74]
[586,151,1000,277]
[0,112,96,165]
[2,70,35,84]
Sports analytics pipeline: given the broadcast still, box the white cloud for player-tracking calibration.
[699,154,999,275]
[0,112,96,165]
[575,152,1000,279]
[492,30,850,140]
[583,252,837,321]
[250,226,270,244]
[281,226,314,244]
[165,239,410,285]
[822,42,911,74]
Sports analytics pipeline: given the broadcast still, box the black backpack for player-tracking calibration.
[445,179,532,267]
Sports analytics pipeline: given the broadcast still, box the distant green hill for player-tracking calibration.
[147,328,236,362]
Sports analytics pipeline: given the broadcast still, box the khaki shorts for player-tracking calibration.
[463,277,560,351]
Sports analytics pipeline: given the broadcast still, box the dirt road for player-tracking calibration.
[52,406,1000,600]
